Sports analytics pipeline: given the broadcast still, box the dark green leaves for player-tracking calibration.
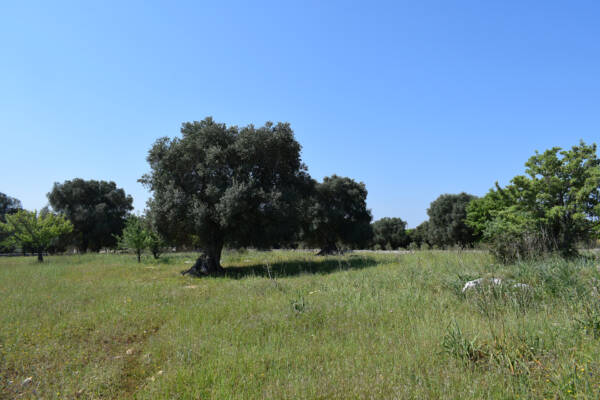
[141,117,312,253]
[47,179,133,252]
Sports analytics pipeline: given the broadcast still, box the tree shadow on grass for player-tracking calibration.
[223,255,380,279]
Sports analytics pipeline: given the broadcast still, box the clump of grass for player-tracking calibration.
[468,281,537,319]
[442,322,551,378]
[290,296,307,314]
[442,322,486,364]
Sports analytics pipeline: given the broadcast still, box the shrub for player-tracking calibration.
[467,141,600,262]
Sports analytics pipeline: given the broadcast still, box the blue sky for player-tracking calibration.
[1,1,599,227]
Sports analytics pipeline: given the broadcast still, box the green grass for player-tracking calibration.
[1,250,600,399]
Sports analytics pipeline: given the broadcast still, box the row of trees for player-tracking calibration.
[0,179,135,260]
[2,117,599,268]
[371,192,480,251]
[372,142,600,262]
[141,118,375,275]
[0,119,377,266]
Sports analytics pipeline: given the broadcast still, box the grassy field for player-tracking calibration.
[1,250,600,399]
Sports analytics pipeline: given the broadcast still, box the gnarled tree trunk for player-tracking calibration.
[316,242,340,256]
[37,248,44,262]
[182,239,224,277]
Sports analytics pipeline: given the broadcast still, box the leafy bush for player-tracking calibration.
[467,141,600,262]
[481,210,548,264]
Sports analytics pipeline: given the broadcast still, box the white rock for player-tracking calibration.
[462,278,532,293]
[462,278,483,292]
[462,278,503,292]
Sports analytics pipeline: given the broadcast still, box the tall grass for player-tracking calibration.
[1,250,599,399]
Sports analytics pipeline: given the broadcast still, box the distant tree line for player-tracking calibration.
[1,118,599,268]
[370,192,479,251]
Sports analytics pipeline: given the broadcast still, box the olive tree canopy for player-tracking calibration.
[140,117,312,276]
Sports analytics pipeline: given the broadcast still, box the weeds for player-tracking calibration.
[2,250,600,398]
[290,296,307,314]
[576,295,600,338]
[442,322,486,364]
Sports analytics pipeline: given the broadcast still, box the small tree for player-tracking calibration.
[146,230,166,259]
[140,211,168,259]
[467,141,600,261]
[0,209,72,262]
[117,216,149,263]
[304,175,373,254]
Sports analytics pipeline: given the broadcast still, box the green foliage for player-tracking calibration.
[48,179,133,252]
[304,175,373,252]
[146,230,166,260]
[290,296,307,314]
[427,192,479,248]
[0,192,22,220]
[0,192,22,252]
[0,209,72,261]
[467,141,600,262]
[140,117,312,274]
[372,217,409,249]
[576,294,600,339]
[408,221,431,248]
[117,216,150,263]
[477,208,545,263]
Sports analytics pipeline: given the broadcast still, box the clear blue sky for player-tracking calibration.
[1,1,599,227]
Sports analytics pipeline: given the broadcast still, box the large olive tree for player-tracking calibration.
[140,117,312,276]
